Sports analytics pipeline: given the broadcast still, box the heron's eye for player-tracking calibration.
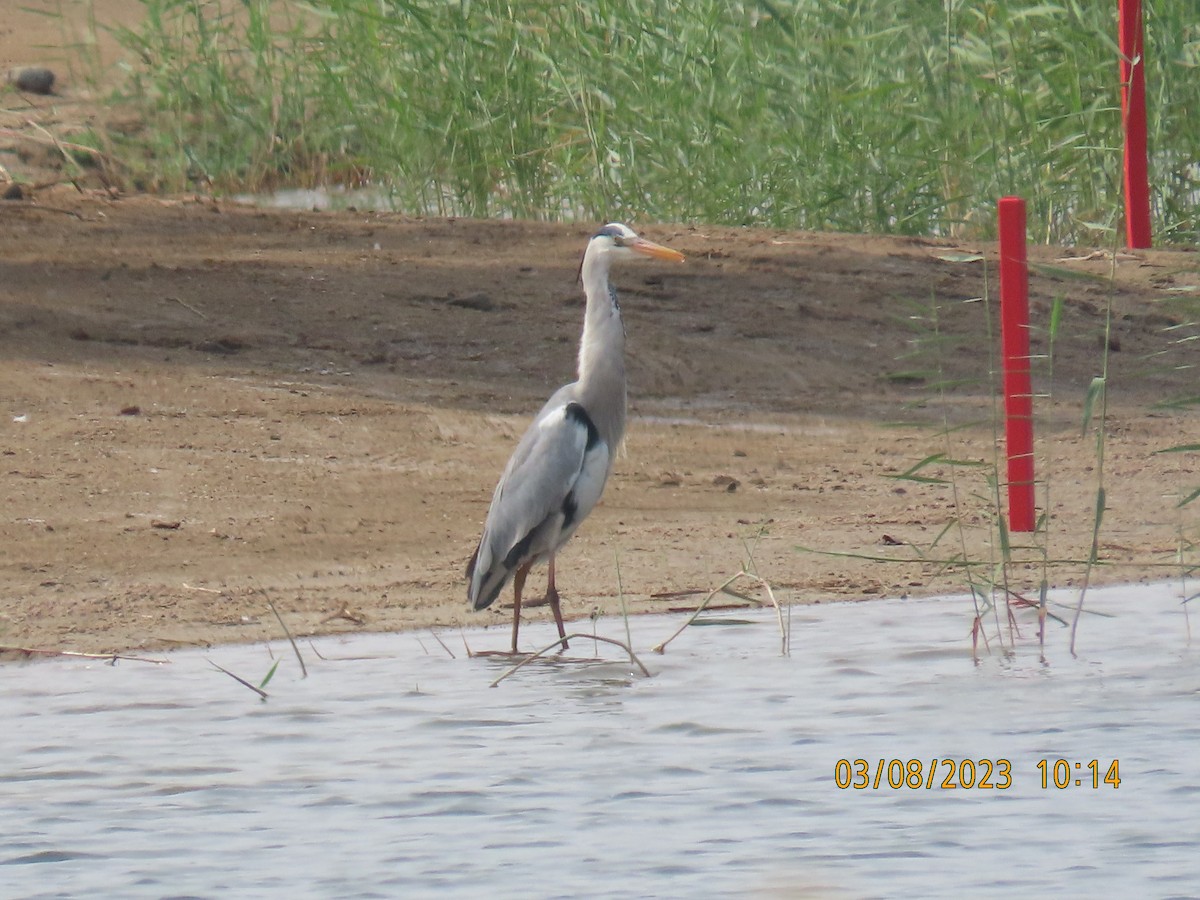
[594,224,627,243]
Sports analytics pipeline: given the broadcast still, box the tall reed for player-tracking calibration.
[102,0,1198,242]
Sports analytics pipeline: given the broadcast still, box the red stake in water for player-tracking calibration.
[998,197,1035,533]
[1119,0,1151,249]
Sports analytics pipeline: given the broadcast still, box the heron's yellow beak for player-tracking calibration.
[630,236,685,262]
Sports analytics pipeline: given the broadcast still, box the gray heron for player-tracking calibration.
[466,223,685,653]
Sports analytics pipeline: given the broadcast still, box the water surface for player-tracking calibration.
[3,583,1197,898]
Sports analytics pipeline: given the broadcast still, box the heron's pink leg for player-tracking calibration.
[545,555,569,651]
[511,562,532,654]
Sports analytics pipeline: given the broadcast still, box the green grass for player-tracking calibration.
[96,0,1199,243]
[831,240,1199,652]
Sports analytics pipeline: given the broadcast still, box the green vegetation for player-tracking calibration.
[835,254,1198,653]
[104,0,1198,242]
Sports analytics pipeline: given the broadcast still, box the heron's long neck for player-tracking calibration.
[576,258,627,450]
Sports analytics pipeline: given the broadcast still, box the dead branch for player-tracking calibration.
[0,645,170,664]
[650,572,742,654]
[489,633,651,687]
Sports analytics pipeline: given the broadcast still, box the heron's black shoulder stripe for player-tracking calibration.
[564,402,601,451]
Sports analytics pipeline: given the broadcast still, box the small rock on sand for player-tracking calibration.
[7,66,56,95]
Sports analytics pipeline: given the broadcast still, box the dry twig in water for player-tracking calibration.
[651,570,789,655]
[0,645,169,665]
[740,570,789,656]
[428,630,456,659]
[490,633,652,687]
[650,572,742,654]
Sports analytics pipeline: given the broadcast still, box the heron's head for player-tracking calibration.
[587,223,685,265]
[580,222,686,282]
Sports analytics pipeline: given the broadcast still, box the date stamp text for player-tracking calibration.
[833,758,1120,790]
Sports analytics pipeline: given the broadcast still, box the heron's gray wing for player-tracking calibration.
[491,384,577,504]
[468,398,609,610]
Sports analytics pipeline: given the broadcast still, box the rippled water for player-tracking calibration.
[4,582,1197,898]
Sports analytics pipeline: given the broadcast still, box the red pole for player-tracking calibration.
[998,197,1035,533]
[1119,0,1151,248]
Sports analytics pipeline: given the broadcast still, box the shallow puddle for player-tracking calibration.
[3,582,1197,897]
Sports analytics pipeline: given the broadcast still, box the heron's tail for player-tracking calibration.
[466,541,510,611]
